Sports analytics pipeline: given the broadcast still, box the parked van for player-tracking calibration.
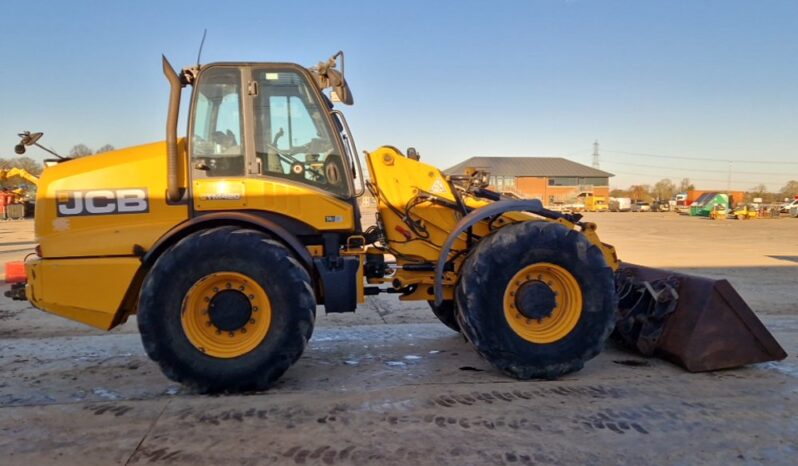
[609,197,631,212]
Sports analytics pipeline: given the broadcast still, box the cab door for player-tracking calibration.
[245,66,357,230]
[189,65,249,211]
[248,66,354,198]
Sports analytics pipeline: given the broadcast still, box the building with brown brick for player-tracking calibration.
[445,157,614,207]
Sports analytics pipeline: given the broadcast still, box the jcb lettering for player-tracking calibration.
[56,188,149,217]
[85,190,116,214]
[116,189,149,213]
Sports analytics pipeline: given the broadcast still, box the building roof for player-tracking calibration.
[444,157,614,178]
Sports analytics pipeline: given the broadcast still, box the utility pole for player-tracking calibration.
[592,140,600,169]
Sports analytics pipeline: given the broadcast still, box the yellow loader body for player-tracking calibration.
[26,257,141,329]
[33,141,189,258]
[26,137,356,329]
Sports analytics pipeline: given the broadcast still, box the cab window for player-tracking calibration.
[191,67,245,177]
[254,70,349,196]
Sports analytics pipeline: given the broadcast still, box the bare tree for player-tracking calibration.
[678,178,694,193]
[750,183,768,197]
[746,184,770,203]
[652,178,676,201]
[780,180,798,201]
[69,144,93,157]
[628,184,651,201]
[609,188,630,198]
[95,144,115,154]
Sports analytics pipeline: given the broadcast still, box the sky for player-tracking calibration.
[1,0,796,191]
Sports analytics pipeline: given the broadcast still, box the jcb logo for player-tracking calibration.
[56,189,149,217]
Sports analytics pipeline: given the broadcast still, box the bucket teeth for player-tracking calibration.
[614,263,787,372]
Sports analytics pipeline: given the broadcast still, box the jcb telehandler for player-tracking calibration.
[8,53,785,392]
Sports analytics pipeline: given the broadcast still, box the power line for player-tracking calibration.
[605,149,798,165]
[609,170,764,190]
[560,149,592,158]
[602,160,795,177]
[610,170,730,184]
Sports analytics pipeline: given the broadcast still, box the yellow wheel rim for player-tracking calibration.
[181,272,272,358]
[503,262,582,344]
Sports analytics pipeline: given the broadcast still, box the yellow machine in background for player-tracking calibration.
[0,167,39,186]
[583,195,608,212]
[0,168,38,217]
[733,205,758,220]
[7,52,785,392]
[709,204,728,220]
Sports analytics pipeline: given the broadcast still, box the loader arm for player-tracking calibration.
[365,146,618,302]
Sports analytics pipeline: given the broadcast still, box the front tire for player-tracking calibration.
[455,222,615,380]
[427,300,460,332]
[138,226,315,393]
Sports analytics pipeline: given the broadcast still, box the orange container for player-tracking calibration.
[4,261,27,283]
[0,192,13,206]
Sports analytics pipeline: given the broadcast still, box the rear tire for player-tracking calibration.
[427,300,460,332]
[138,226,315,393]
[455,221,615,380]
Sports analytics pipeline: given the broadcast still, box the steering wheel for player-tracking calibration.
[323,154,346,189]
[265,142,305,163]
[266,142,329,174]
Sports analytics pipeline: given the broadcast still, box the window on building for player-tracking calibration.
[578,177,609,186]
[548,177,578,186]
[490,175,516,191]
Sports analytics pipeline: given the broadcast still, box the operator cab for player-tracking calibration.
[185,53,359,199]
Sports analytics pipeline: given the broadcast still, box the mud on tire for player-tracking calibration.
[455,221,616,380]
[137,226,316,393]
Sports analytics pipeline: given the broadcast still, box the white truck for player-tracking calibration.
[780,199,798,215]
[609,197,632,212]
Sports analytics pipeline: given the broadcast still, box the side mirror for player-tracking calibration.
[22,131,43,145]
[311,51,354,105]
[327,68,353,105]
[15,131,65,160]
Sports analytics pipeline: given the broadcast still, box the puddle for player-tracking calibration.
[92,387,121,400]
[758,361,798,379]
